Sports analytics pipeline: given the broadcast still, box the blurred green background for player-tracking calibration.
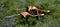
[0,0,60,27]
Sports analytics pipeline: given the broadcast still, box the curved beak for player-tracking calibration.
[40,14,44,16]
[46,10,50,13]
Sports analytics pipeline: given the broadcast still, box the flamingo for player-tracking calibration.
[20,12,44,18]
[5,12,44,18]
[27,6,50,13]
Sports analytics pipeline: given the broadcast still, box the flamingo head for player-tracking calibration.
[45,10,50,13]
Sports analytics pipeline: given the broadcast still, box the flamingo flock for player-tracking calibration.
[5,6,50,18]
[20,6,50,18]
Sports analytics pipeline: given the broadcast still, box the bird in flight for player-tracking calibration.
[5,6,50,18]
